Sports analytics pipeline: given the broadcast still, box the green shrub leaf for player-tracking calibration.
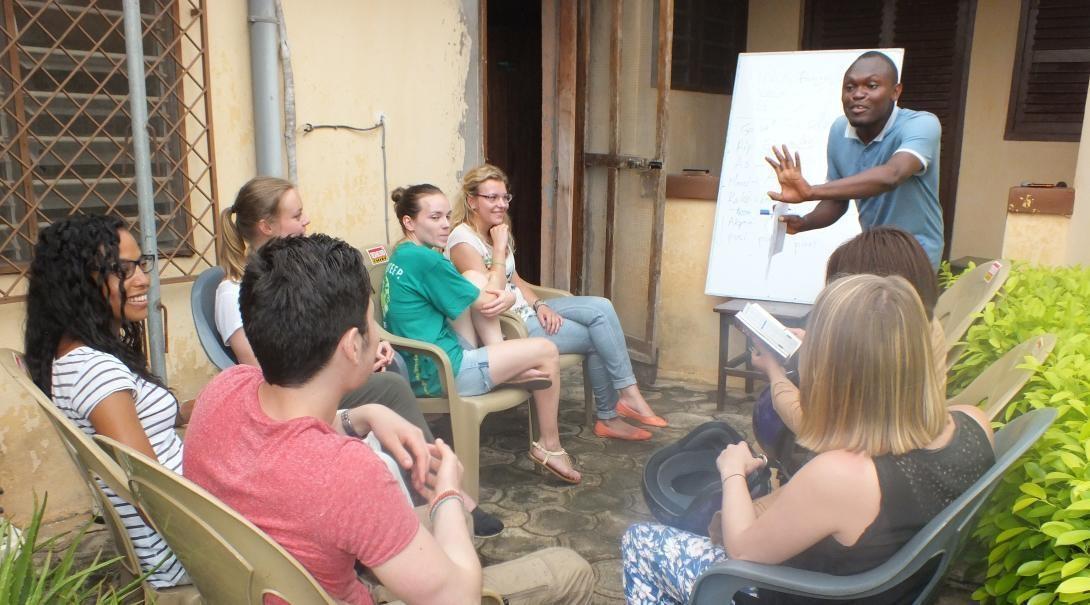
[1021,561,1049,576]
[1055,530,1090,547]
[1023,483,1049,500]
[1062,558,1090,578]
[1056,576,1090,594]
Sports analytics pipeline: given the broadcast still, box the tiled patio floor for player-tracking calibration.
[472,369,976,604]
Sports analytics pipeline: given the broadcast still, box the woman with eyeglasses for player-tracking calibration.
[23,214,190,588]
[448,164,666,441]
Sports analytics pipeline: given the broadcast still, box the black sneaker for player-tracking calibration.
[471,506,504,537]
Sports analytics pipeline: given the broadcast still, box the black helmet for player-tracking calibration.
[641,421,771,537]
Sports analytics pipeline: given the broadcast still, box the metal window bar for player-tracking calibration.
[0,0,218,302]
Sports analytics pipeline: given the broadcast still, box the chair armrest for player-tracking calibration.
[375,326,457,398]
[689,559,911,605]
[500,312,529,339]
[526,283,573,300]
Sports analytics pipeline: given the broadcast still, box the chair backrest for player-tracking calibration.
[948,334,1057,421]
[0,349,144,580]
[690,406,1057,605]
[363,243,392,324]
[935,260,1010,356]
[95,434,338,605]
[190,266,237,370]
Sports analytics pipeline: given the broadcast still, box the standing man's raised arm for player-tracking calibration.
[766,144,923,204]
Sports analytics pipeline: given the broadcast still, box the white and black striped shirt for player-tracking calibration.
[51,347,188,587]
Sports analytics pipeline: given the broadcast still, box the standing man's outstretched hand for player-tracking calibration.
[766,145,813,204]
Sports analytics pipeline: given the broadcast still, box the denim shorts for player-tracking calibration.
[455,345,493,396]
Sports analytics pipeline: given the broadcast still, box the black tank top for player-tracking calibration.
[760,411,995,605]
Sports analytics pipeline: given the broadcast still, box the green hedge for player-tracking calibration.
[945,264,1090,604]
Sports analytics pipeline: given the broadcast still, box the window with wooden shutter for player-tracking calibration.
[803,0,976,262]
[0,0,218,301]
[1006,0,1090,142]
[657,0,747,95]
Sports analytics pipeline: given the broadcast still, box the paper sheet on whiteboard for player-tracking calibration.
[704,49,904,303]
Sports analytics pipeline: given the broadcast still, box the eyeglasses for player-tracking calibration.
[474,193,514,203]
[115,254,155,279]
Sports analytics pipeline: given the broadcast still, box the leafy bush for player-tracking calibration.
[0,497,142,604]
[946,264,1090,604]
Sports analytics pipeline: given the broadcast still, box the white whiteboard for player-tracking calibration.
[704,49,904,303]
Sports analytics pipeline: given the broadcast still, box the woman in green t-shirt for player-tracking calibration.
[382,184,581,485]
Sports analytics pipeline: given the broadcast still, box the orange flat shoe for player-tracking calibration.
[616,401,669,428]
[594,420,652,441]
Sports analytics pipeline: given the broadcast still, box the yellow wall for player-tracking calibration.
[655,0,802,383]
[0,0,475,461]
[951,0,1079,260]
[1067,82,1090,265]
[167,0,475,398]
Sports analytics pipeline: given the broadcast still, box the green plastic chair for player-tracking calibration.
[947,334,1056,421]
[688,407,1057,604]
[0,349,201,604]
[935,260,1010,371]
[509,283,597,429]
[364,244,531,500]
[95,434,338,605]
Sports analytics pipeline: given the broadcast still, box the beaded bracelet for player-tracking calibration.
[428,489,464,522]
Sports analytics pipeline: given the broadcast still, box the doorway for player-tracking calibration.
[484,0,543,284]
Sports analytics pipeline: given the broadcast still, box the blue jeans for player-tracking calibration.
[622,522,728,604]
[526,296,636,420]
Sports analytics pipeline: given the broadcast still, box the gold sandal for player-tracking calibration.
[528,441,581,484]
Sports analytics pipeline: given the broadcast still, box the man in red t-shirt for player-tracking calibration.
[184,234,592,604]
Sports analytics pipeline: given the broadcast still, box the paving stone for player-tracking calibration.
[564,482,632,515]
[524,504,598,537]
[495,482,570,509]
[591,558,626,604]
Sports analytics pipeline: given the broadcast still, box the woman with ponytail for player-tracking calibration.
[24,215,190,587]
[217,177,505,534]
[383,184,582,484]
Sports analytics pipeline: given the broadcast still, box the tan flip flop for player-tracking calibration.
[528,441,581,484]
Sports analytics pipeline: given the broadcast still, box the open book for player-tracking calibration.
[734,303,802,362]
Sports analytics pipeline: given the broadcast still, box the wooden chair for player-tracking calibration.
[364,246,531,500]
[935,260,1010,371]
[0,349,201,605]
[947,334,1056,421]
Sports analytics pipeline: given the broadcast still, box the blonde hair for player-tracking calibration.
[219,176,295,281]
[454,164,514,251]
[796,274,946,456]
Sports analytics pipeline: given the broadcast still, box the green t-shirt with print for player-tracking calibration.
[381,241,479,396]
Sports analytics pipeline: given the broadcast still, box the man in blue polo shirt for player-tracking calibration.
[765,51,944,267]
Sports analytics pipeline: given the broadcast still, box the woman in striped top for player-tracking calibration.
[23,214,190,587]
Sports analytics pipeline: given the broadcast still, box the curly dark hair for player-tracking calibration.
[24,214,161,397]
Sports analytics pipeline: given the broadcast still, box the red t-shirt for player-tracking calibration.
[183,365,419,605]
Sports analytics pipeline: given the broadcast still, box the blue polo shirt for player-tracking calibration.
[827,106,944,267]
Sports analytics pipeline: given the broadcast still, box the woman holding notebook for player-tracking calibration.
[622,274,994,605]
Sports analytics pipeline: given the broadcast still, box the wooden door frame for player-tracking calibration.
[540,0,578,291]
[543,0,673,366]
